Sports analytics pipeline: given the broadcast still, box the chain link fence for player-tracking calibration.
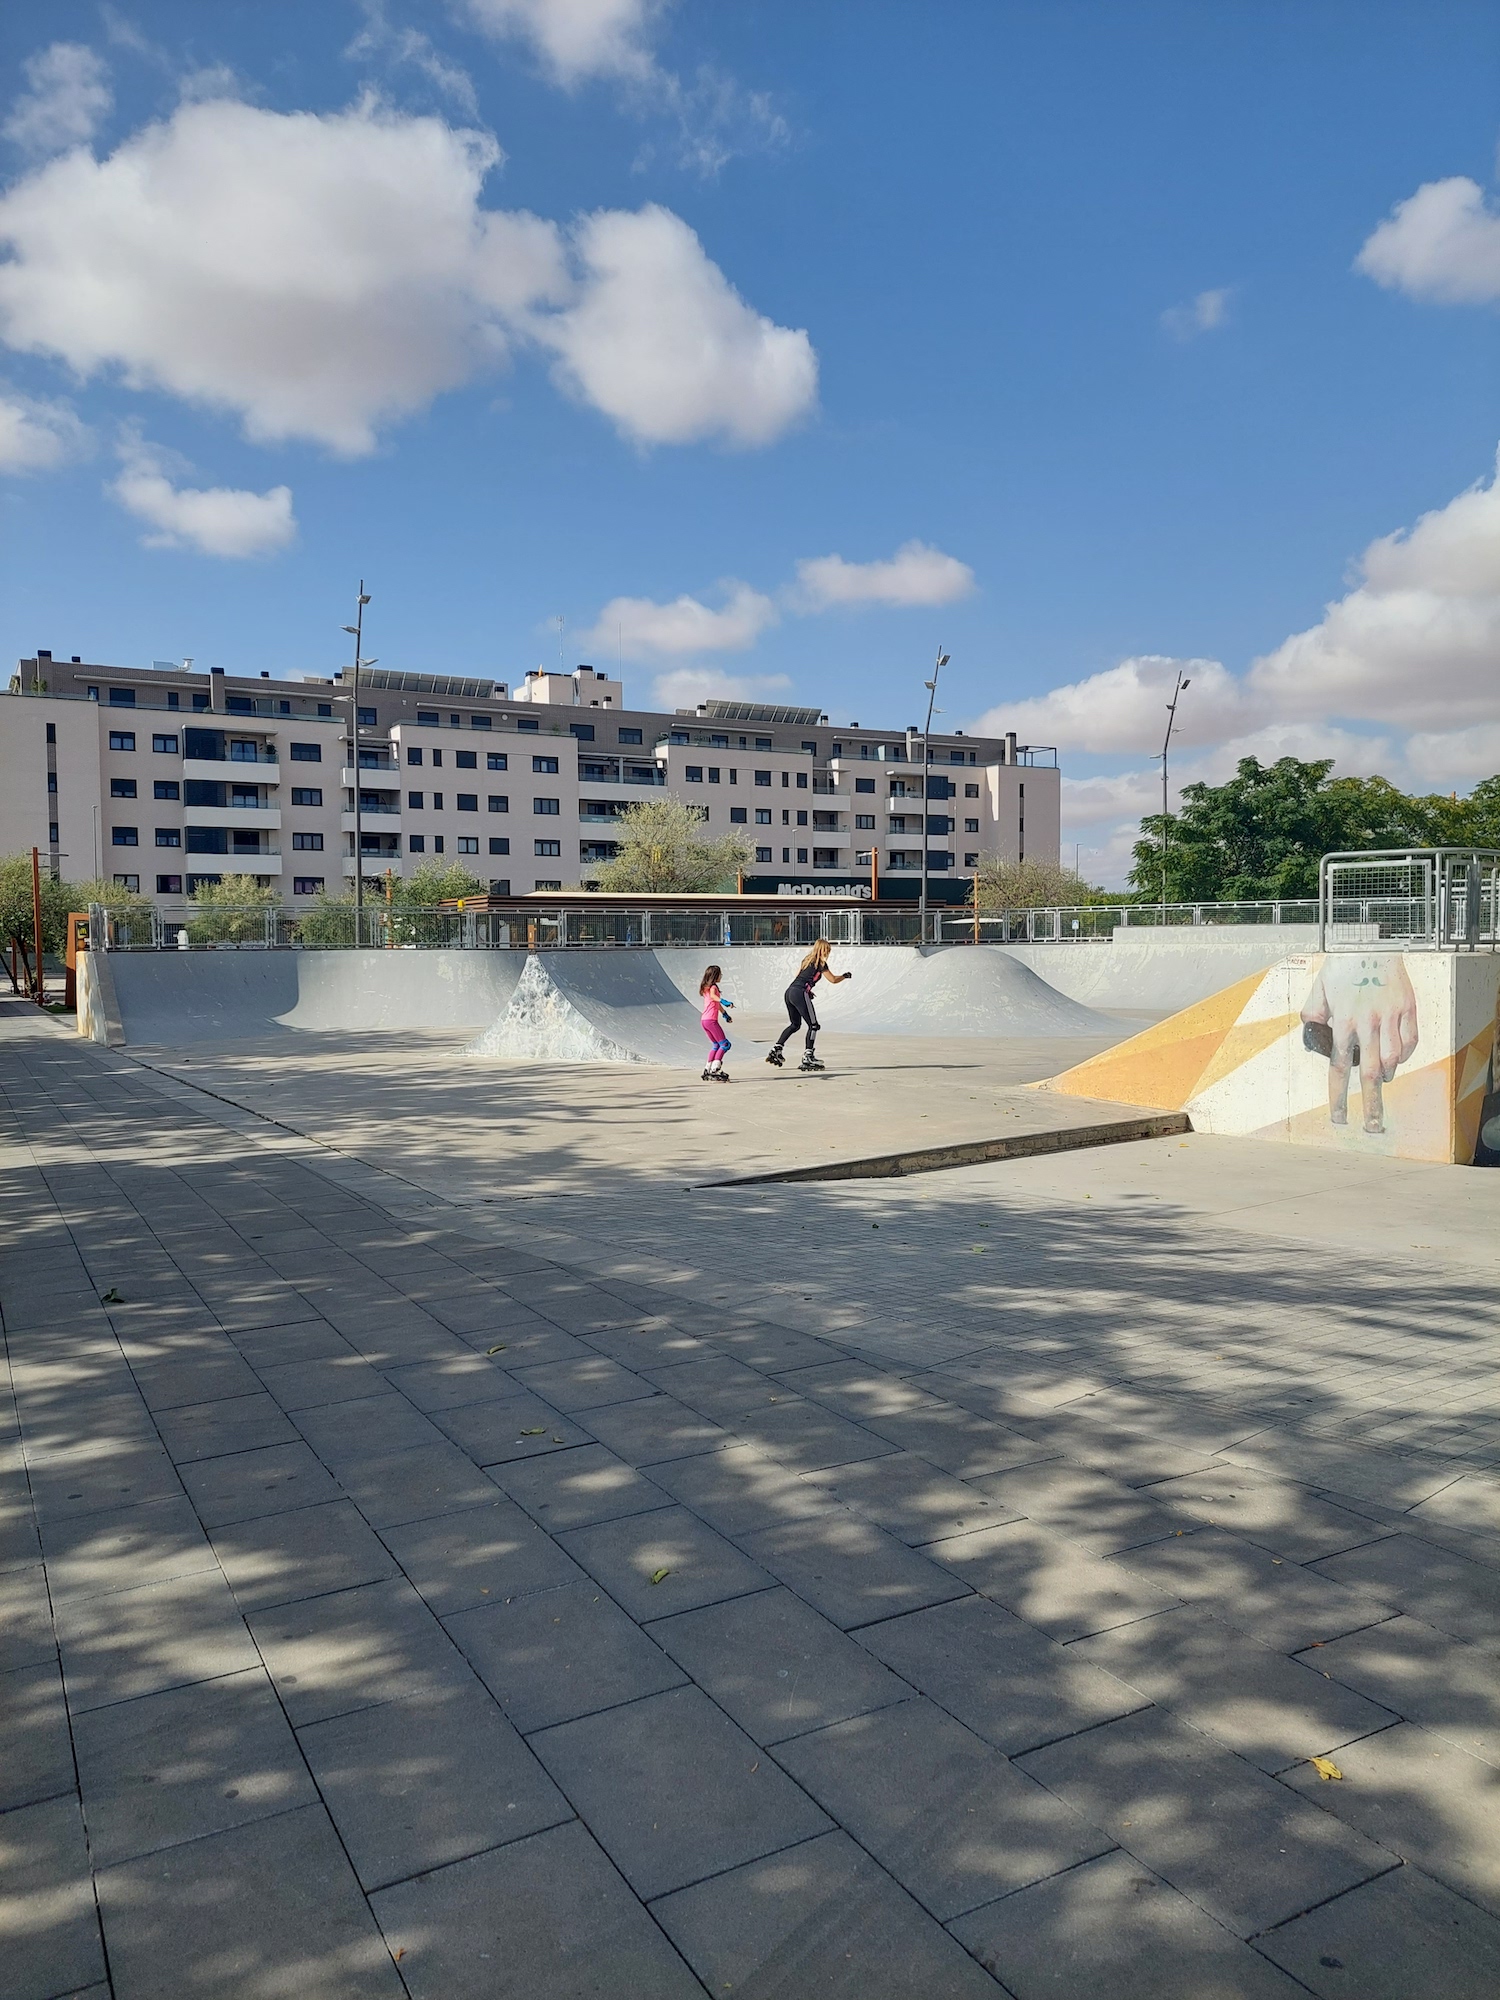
[1319,851,1500,950]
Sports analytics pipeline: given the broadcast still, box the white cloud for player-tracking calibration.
[348,4,480,115]
[978,656,1253,757]
[110,438,296,556]
[0,97,814,455]
[650,665,793,709]
[0,386,89,472]
[1161,287,1231,339]
[4,43,112,157]
[793,540,975,612]
[582,582,777,660]
[1356,177,1500,305]
[460,0,660,84]
[537,205,816,446]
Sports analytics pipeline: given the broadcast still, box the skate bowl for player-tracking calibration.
[467,951,764,1069]
[1042,950,1500,1166]
[999,926,1322,1013]
[653,945,1115,1038]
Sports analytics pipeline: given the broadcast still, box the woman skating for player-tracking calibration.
[766,938,851,1073]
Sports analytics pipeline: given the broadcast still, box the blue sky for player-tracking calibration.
[1,0,1496,881]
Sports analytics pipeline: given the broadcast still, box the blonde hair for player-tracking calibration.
[798,939,831,974]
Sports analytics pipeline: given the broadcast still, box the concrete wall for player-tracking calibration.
[998,926,1323,1012]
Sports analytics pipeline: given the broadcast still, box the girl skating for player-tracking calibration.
[766,939,852,1073]
[699,965,734,1081]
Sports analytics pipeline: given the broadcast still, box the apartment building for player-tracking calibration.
[5,650,1060,907]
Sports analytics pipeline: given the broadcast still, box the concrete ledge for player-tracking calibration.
[706,1111,1191,1185]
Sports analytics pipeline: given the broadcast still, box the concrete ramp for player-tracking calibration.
[1000,926,1322,1013]
[468,950,756,1069]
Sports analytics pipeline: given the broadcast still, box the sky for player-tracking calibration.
[0,0,1496,885]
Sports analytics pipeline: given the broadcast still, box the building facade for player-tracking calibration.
[4,651,1059,908]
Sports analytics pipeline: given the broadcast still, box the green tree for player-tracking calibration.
[394,860,485,907]
[294,892,356,946]
[0,862,152,992]
[593,798,751,893]
[186,878,280,944]
[970,857,1097,912]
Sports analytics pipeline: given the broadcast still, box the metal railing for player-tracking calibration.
[936,900,1320,942]
[1318,850,1500,951]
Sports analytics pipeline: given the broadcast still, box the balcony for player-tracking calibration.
[183,805,282,830]
[339,765,400,789]
[340,808,400,831]
[183,755,278,782]
[198,853,283,876]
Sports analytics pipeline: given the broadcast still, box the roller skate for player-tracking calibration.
[799,1053,826,1073]
[765,1047,785,1068]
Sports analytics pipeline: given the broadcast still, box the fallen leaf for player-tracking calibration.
[394,1948,406,1962]
[519,1427,547,1437]
[1310,1756,1343,1781]
[487,1344,508,1354]
[748,1761,759,1773]
[649,1568,671,1585]
[101,1288,123,1304]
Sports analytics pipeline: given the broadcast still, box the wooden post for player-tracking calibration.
[30,846,44,1006]
[64,912,86,1011]
[870,849,879,904]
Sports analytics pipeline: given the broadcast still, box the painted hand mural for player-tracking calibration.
[1301,955,1419,1134]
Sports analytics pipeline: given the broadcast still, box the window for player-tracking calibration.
[965,782,980,798]
[113,874,140,891]
[449,714,460,727]
[87,686,99,700]
[318,703,332,717]
[782,809,790,825]
[950,750,966,763]
[433,835,445,854]
[112,826,139,846]
[796,772,808,789]
[225,695,254,715]
[291,787,322,806]
[669,730,689,746]
[457,793,478,813]
[186,828,228,854]
[357,707,376,727]
[517,717,539,732]
[109,687,136,706]
[456,750,477,769]
[470,714,491,729]
[532,755,559,774]
[47,773,57,793]
[488,795,508,813]
[755,846,772,863]
[407,791,424,809]
[289,742,320,762]
[813,849,839,869]
[110,777,137,798]
[755,808,771,825]
[754,769,771,787]
[618,728,642,745]
[486,752,508,771]
[728,769,737,784]
[293,876,325,895]
[431,791,444,810]
[49,823,59,843]
[797,847,809,863]
[781,847,790,863]
[755,737,772,750]
[796,810,808,826]
[407,747,423,766]
[167,692,180,709]
[964,853,979,868]
[292,832,324,851]
[417,709,439,726]
[155,828,181,848]
[569,722,595,741]
[489,878,511,894]
[489,836,510,856]
[431,747,444,768]
[855,814,875,830]
[109,730,136,751]
[801,740,818,755]
[457,836,479,854]
[535,878,562,889]
[709,733,728,748]
[46,723,56,744]
[855,777,875,793]
[964,817,980,833]
[534,797,560,815]
[156,874,182,894]
[408,834,426,853]
[729,806,748,824]
[534,838,561,857]
[192,691,210,710]
[229,739,260,763]
[186,872,221,890]
[684,765,703,782]
[708,767,720,784]
[782,772,790,788]
[153,733,179,754]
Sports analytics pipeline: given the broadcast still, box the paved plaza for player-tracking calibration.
[5,992,1500,1997]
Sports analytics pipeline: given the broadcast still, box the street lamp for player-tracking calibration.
[1158,670,1191,920]
[918,648,950,946]
[342,584,373,940]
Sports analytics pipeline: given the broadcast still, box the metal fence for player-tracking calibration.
[934,900,1319,942]
[1318,850,1500,951]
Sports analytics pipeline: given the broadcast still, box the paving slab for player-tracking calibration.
[1409,1472,1500,1536]
[1147,1467,1390,1564]
[72,1666,316,1867]
[38,1493,216,1603]
[0,1795,106,2000]
[297,1678,572,1890]
[804,1450,1015,1545]
[950,1846,1307,1999]
[1111,1525,1396,1653]
[153,1391,302,1464]
[1017,1706,1396,1938]
[0,1657,76,1812]
[926,1517,1183,1642]
[775,1697,1110,1921]
[857,1593,1148,1756]
[732,1397,897,1473]
[245,1575,473,1726]
[96,1800,405,2000]
[381,1496,582,1616]
[772,1360,946,1423]
[253,1352,387,1413]
[27,1437,185,1519]
[129,1351,265,1412]
[378,1353,519,1412]
[1256,1862,1500,1999]
[1311,1531,1500,1650]
[432,1394,595,1467]
[579,1390,733,1467]
[55,1567,259,1714]
[973,1458,1190,1557]
[208,1498,400,1611]
[862,1400,1062,1478]
[649,1585,908,1744]
[292,1390,449,1468]
[1306,1615,1500,1767]
[179,1438,343,1527]
[445,1578,687,1733]
[508,1354,656,1411]
[654,1828,1002,1999]
[558,1503,773,1620]
[530,1682,830,1900]
[371,1818,703,1999]
[489,1442,671,1532]
[330,1440,505,1528]
[651,1439,842,1535]
[738,1510,972,1630]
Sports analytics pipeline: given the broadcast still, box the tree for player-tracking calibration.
[0,861,152,993]
[395,860,485,907]
[592,798,751,894]
[186,878,280,944]
[970,856,1096,912]
[1128,756,1500,903]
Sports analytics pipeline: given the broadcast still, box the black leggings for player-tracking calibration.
[775,989,819,1053]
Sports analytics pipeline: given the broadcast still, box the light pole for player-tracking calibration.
[342,584,373,941]
[1158,669,1191,920]
[918,647,950,945]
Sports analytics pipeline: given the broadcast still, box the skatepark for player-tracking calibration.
[9,906,1500,1999]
